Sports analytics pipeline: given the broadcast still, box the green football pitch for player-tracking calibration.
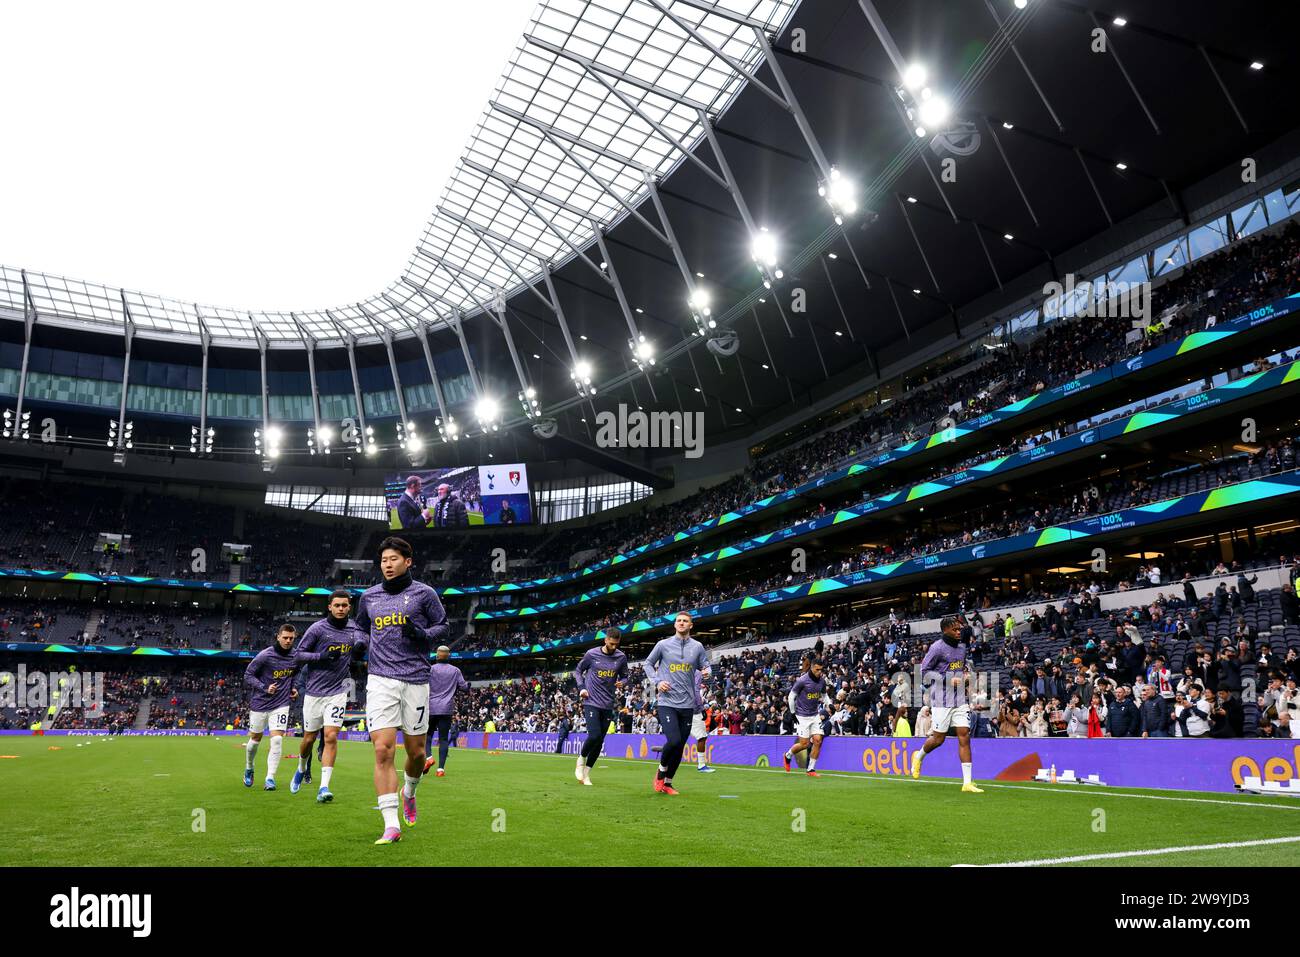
[3,736,1299,866]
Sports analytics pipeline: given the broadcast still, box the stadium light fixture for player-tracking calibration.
[4,409,29,441]
[750,228,784,289]
[688,287,714,335]
[901,62,927,91]
[817,167,858,225]
[397,420,422,450]
[517,387,540,418]
[314,425,330,454]
[631,335,656,370]
[474,396,501,432]
[571,360,596,397]
[1014,0,1028,8]
[1115,162,1128,170]
[1112,16,1126,26]
[1250,61,1264,70]
[917,94,951,130]
[436,415,459,443]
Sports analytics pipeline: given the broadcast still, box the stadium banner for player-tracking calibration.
[450,731,1300,795]
[385,463,531,530]
[13,729,1297,794]
[449,347,1300,597]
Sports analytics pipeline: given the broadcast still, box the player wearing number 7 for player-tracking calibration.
[356,537,448,845]
[242,623,301,791]
[291,589,367,802]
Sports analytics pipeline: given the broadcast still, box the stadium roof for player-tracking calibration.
[6,0,1300,455]
[0,0,798,345]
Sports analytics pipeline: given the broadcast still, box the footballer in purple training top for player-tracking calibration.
[241,622,302,791]
[572,626,628,785]
[912,616,982,792]
[783,659,830,776]
[290,588,367,802]
[356,536,449,845]
[422,644,469,778]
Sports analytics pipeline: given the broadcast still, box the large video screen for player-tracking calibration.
[385,464,531,530]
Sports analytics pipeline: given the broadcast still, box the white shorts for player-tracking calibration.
[691,713,708,739]
[303,692,348,733]
[249,706,290,735]
[795,714,825,739]
[931,704,970,734]
[366,675,430,735]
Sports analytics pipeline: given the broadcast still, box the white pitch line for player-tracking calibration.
[497,749,1300,812]
[964,834,1300,867]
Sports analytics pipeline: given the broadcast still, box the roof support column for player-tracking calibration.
[198,318,211,454]
[12,271,37,437]
[115,291,135,454]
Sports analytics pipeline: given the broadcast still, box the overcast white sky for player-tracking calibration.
[0,0,538,312]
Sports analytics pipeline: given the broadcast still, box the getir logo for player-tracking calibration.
[596,669,618,678]
[1231,745,1300,786]
[668,663,693,673]
[861,740,912,775]
[374,613,409,629]
[272,668,294,679]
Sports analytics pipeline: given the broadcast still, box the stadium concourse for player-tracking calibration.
[9,0,1300,898]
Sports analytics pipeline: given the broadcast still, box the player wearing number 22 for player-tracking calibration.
[291,588,368,803]
[356,536,449,845]
[243,623,302,791]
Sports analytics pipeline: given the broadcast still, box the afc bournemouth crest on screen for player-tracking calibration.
[509,470,521,487]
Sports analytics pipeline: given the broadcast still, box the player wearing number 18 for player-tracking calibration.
[356,537,448,845]
[242,624,301,791]
[291,589,367,802]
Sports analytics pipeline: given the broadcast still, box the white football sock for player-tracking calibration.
[245,739,260,770]
[785,750,794,761]
[961,762,973,784]
[697,743,708,767]
[321,766,333,788]
[402,771,420,798]
[808,758,817,771]
[378,793,400,830]
[298,755,307,772]
[266,736,283,779]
